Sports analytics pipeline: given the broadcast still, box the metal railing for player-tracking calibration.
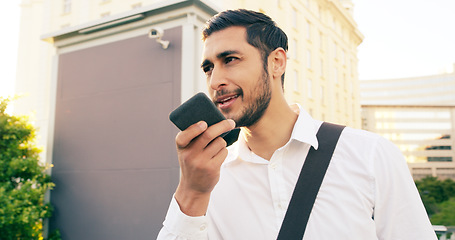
[434,225,455,240]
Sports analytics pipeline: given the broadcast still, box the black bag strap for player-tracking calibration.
[277,122,345,240]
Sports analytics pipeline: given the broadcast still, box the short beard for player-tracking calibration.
[235,68,272,127]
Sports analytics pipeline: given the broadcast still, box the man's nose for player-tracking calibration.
[209,66,228,91]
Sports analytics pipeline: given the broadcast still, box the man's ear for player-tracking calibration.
[270,47,287,80]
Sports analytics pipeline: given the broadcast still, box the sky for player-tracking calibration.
[1,0,455,99]
[352,0,455,80]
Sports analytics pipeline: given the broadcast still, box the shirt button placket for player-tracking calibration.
[270,150,287,225]
[270,162,278,170]
[199,224,207,231]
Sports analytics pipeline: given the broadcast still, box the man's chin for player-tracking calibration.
[220,112,240,125]
[220,107,235,117]
[222,113,237,122]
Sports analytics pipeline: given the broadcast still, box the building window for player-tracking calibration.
[319,32,324,50]
[351,59,355,77]
[292,39,298,60]
[374,110,451,119]
[320,86,324,104]
[306,21,311,40]
[436,168,455,179]
[343,73,347,88]
[307,79,313,98]
[320,59,324,77]
[429,157,453,162]
[336,93,340,109]
[307,50,312,69]
[350,81,354,94]
[345,97,349,117]
[352,103,356,120]
[317,5,321,18]
[376,122,451,130]
[342,49,346,65]
[292,8,298,29]
[294,70,299,92]
[412,168,432,180]
[63,0,71,14]
[334,67,338,83]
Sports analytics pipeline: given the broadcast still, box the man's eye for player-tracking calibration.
[225,57,237,64]
[203,65,213,74]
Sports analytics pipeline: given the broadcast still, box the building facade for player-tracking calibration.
[360,70,455,180]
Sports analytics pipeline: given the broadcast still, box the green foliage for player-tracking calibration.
[0,97,58,239]
[430,197,455,226]
[415,176,455,225]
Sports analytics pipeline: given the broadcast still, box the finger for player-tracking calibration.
[202,137,227,159]
[196,119,236,148]
[176,121,208,149]
[210,140,229,167]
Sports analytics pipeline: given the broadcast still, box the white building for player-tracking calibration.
[360,69,455,180]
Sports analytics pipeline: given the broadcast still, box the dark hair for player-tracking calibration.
[202,9,288,86]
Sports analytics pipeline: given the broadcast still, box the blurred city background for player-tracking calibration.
[0,0,454,239]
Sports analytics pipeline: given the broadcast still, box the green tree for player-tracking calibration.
[430,197,455,226]
[415,176,455,225]
[0,97,57,239]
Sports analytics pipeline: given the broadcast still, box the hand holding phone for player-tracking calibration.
[169,92,239,146]
[169,92,238,217]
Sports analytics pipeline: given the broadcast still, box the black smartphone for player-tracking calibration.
[169,92,239,146]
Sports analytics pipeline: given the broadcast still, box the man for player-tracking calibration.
[158,9,436,240]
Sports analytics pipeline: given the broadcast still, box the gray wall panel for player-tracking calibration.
[51,169,179,239]
[50,27,182,239]
[57,30,179,100]
[52,82,177,170]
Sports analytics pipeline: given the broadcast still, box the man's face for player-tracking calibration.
[201,26,271,127]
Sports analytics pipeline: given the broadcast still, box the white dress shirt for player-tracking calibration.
[157,105,436,240]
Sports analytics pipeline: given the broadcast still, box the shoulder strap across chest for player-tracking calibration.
[277,122,345,240]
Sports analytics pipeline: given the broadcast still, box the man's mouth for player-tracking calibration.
[216,94,240,109]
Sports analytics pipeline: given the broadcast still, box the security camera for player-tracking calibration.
[148,27,163,39]
[148,27,169,49]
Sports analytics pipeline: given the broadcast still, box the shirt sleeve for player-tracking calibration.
[156,196,209,240]
[372,136,437,240]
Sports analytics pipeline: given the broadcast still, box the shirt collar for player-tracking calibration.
[289,103,320,150]
[224,104,321,165]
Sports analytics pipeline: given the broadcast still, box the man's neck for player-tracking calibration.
[241,99,298,161]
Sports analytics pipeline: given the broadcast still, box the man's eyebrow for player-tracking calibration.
[201,59,211,69]
[217,50,239,59]
[201,50,240,68]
